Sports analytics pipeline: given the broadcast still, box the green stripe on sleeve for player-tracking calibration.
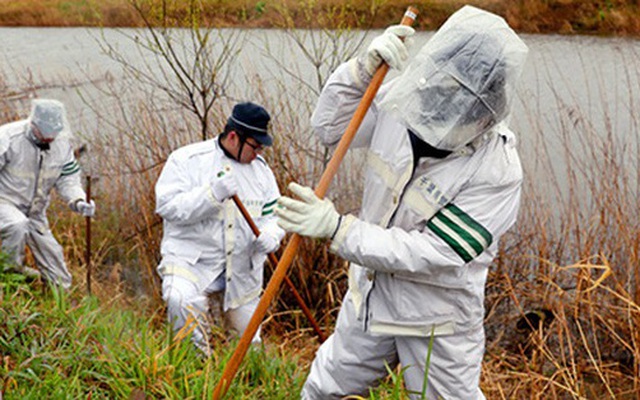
[433,212,485,255]
[263,198,277,208]
[427,203,493,263]
[60,164,80,176]
[427,218,474,263]
[62,160,78,170]
[261,198,278,216]
[444,204,492,245]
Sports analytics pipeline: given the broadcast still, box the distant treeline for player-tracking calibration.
[1,0,639,36]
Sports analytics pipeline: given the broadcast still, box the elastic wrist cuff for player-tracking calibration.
[207,184,224,209]
[330,215,343,240]
[69,198,82,211]
[348,58,372,91]
[329,214,356,254]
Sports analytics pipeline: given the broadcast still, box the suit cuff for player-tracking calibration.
[329,214,357,253]
[348,58,372,91]
[68,198,83,212]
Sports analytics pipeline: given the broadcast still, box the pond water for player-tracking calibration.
[1,28,639,197]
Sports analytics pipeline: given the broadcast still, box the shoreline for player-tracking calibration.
[0,1,638,37]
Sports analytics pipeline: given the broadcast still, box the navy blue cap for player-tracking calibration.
[227,102,272,146]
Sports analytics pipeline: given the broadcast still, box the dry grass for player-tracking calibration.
[72,51,640,397]
[1,8,639,397]
[0,0,136,27]
[477,48,640,397]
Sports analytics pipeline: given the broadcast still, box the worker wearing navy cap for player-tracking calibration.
[155,102,284,356]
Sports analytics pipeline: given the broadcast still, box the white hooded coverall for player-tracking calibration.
[155,136,283,355]
[0,120,86,288]
[302,6,528,399]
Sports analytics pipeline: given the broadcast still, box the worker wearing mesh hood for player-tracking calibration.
[275,6,528,399]
[0,99,95,288]
[379,7,522,152]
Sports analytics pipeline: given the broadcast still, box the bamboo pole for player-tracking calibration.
[85,175,92,295]
[213,7,419,398]
[231,194,326,342]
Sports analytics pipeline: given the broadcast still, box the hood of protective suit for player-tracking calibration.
[28,99,69,140]
[380,5,529,151]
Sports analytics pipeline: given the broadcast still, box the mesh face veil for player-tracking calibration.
[380,6,529,151]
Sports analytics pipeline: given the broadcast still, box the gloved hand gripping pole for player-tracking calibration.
[231,194,327,342]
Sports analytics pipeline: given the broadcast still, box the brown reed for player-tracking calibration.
[1,6,639,396]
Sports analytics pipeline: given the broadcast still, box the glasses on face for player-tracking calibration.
[243,139,263,152]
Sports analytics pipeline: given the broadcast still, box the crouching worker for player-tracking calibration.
[276,6,529,399]
[0,99,96,288]
[155,102,284,356]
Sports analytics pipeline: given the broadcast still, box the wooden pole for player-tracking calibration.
[85,175,92,295]
[213,7,419,398]
[231,194,326,342]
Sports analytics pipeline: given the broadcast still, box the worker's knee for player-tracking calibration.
[225,298,261,341]
[162,275,207,328]
[162,277,197,310]
[1,214,29,238]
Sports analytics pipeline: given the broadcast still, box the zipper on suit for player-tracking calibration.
[385,160,416,228]
[363,164,412,331]
[363,277,375,330]
[364,142,415,330]
[29,150,43,212]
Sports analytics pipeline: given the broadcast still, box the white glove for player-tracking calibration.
[275,182,341,239]
[363,25,415,76]
[75,199,95,217]
[210,167,238,202]
[254,232,280,254]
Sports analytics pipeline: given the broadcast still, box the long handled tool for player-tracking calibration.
[231,194,326,342]
[213,7,418,398]
[85,175,92,295]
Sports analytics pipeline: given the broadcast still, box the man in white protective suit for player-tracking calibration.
[155,102,285,356]
[0,99,96,288]
[275,6,529,399]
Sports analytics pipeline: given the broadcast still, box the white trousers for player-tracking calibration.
[161,274,261,356]
[302,292,486,399]
[0,203,71,288]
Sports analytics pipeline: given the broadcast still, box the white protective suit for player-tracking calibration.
[155,136,283,355]
[302,6,528,399]
[0,119,86,288]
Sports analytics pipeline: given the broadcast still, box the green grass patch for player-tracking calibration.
[0,278,309,399]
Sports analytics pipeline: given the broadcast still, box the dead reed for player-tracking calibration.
[1,12,639,398]
[480,46,640,397]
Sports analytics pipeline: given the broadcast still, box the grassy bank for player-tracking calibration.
[1,2,639,398]
[0,0,639,36]
[0,276,310,399]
